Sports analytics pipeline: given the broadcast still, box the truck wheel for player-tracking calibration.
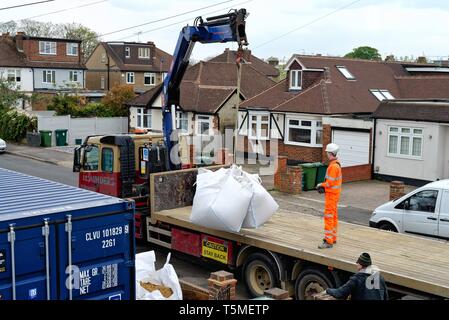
[243,252,280,297]
[295,268,335,300]
[379,222,398,232]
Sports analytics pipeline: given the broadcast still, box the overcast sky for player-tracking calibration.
[2,0,449,61]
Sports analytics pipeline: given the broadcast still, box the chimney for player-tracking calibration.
[416,56,427,64]
[15,31,25,52]
[385,55,395,62]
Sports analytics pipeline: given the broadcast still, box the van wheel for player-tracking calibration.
[295,268,335,300]
[243,252,280,297]
[379,222,397,232]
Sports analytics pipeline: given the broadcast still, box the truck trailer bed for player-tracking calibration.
[153,206,449,298]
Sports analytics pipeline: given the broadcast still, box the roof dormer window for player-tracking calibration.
[289,70,302,90]
[336,66,356,80]
[138,47,150,59]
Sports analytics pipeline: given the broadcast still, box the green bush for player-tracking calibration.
[0,109,37,142]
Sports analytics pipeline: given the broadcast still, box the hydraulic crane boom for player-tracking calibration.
[162,8,249,169]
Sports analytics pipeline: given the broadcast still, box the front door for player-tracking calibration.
[438,190,449,239]
[402,189,439,237]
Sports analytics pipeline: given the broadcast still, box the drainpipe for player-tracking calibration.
[372,117,377,180]
[107,53,110,91]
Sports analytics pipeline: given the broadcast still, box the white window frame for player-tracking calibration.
[69,70,78,82]
[289,70,302,90]
[39,41,56,55]
[138,47,150,59]
[336,66,356,80]
[176,111,189,135]
[100,75,105,89]
[387,126,423,160]
[125,47,130,58]
[101,53,107,63]
[42,70,56,84]
[248,112,270,140]
[144,73,156,86]
[196,115,213,136]
[284,116,323,147]
[136,108,152,129]
[66,43,78,56]
[370,89,395,101]
[126,72,135,84]
[7,69,21,83]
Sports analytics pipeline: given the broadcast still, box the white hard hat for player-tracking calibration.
[325,143,339,154]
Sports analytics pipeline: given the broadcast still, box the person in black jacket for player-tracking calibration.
[326,253,388,300]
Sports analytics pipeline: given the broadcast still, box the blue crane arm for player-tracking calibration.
[162,8,248,169]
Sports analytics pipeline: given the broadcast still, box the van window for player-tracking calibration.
[400,190,438,213]
[83,145,99,171]
[101,148,114,173]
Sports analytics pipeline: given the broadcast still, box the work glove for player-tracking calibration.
[316,183,325,194]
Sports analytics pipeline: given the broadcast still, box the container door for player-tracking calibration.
[438,190,449,239]
[0,223,57,300]
[57,213,135,300]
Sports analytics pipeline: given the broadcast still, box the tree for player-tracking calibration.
[101,85,136,117]
[0,80,28,112]
[344,46,381,61]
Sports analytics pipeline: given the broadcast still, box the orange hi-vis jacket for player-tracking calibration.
[322,160,342,194]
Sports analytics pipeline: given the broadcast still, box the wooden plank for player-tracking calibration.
[147,237,172,249]
[153,206,449,298]
[147,226,172,237]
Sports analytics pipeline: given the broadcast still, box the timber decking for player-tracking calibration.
[153,207,449,298]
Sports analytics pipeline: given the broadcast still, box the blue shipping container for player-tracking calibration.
[0,168,135,300]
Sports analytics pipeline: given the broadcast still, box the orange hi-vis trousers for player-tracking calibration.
[324,192,340,244]
[322,160,342,245]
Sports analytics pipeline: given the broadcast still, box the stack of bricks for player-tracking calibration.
[390,181,405,201]
[264,288,292,300]
[208,271,237,300]
[274,156,303,194]
[215,148,233,165]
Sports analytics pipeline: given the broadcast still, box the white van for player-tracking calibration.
[370,180,449,240]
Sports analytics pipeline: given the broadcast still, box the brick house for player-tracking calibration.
[0,32,85,110]
[125,50,278,162]
[85,41,172,93]
[237,55,449,182]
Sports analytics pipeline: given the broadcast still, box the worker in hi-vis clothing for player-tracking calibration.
[316,143,342,249]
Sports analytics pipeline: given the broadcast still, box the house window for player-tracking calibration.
[388,126,423,158]
[101,53,107,63]
[7,69,21,83]
[69,71,78,82]
[136,108,151,128]
[138,47,150,59]
[126,72,135,84]
[144,73,155,86]
[370,89,395,101]
[289,70,302,90]
[196,115,212,135]
[66,43,78,56]
[42,70,56,84]
[101,148,114,173]
[100,75,105,89]
[125,47,130,58]
[39,41,56,55]
[248,112,270,140]
[336,66,356,80]
[285,117,323,147]
[176,111,188,134]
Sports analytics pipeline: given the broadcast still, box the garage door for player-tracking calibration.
[332,130,370,168]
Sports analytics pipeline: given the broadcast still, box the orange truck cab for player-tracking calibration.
[73,133,169,240]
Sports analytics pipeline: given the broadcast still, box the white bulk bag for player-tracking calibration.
[242,172,279,229]
[136,251,183,300]
[190,165,252,232]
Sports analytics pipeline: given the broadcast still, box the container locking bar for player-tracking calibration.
[65,215,73,300]
[8,224,16,300]
[42,218,50,300]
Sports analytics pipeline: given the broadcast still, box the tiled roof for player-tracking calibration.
[373,100,449,123]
